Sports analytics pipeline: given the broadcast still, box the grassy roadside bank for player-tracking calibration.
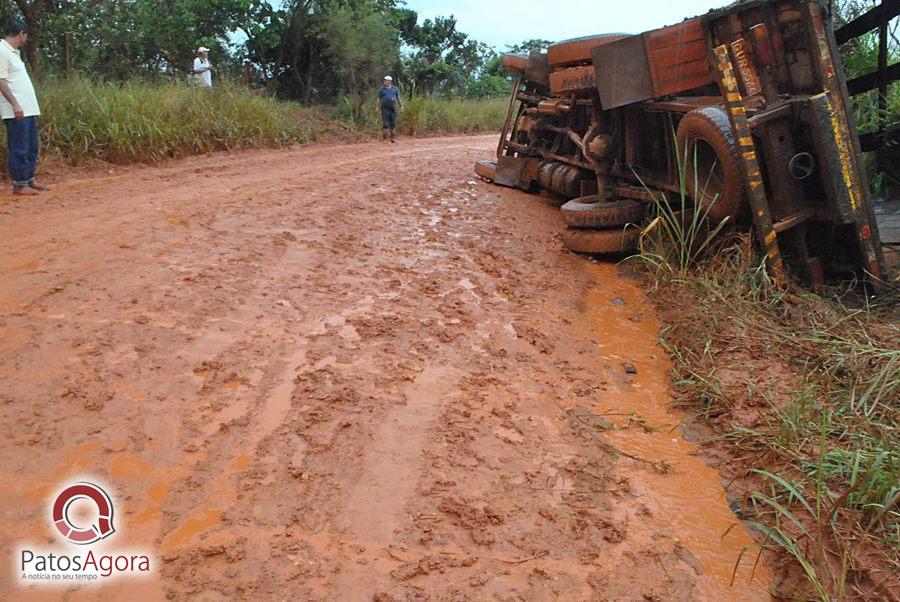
[635,238,898,600]
[0,79,506,166]
[339,95,509,137]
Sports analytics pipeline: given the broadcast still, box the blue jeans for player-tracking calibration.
[5,116,39,187]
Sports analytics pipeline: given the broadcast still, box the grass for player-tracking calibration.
[337,94,507,136]
[635,215,898,599]
[12,77,352,164]
[0,78,506,166]
[634,139,733,280]
[632,143,898,599]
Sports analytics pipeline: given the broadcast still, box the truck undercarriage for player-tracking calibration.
[476,0,888,289]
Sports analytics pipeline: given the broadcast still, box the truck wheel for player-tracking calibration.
[675,106,745,223]
[561,197,645,229]
[562,227,640,254]
[547,34,630,68]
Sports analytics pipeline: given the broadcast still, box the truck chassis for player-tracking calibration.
[476,0,887,288]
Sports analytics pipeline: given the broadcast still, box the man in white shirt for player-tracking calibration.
[192,47,213,88]
[0,19,46,196]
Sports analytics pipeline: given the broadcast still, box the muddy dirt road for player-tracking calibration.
[1,135,771,600]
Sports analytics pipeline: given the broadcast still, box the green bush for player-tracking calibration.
[2,78,348,164]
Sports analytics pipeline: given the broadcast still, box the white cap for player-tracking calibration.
[383,75,393,81]
[198,46,210,53]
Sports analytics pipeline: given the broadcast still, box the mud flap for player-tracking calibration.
[494,156,538,190]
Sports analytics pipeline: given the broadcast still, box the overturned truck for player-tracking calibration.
[476,0,887,288]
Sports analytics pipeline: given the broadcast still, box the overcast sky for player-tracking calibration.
[402,0,731,49]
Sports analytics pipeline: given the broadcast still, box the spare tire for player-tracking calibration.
[562,227,640,254]
[547,34,630,68]
[675,106,745,223]
[561,197,646,229]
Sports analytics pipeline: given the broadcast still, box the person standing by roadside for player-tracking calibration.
[0,19,46,196]
[192,46,213,88]
[377,75,401,143]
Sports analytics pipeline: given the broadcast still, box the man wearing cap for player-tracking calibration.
[377,76,401,143]
[0,18,46,196]
[192,47,213,88]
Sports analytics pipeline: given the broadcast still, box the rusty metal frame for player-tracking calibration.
[497,75,523,160]
[713,44,785,279]
[806,1,885,282]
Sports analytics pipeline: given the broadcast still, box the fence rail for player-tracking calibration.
[835,0,899,169]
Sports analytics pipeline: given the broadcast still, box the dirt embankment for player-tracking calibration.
[1,135,770,600]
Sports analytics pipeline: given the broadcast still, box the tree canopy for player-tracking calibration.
[0,0,540,101]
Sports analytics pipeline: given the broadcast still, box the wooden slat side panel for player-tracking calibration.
[645,18,713,97]
[645,18,705,49]
[650,39,708,70]
[657,73,715,96]
[654,61,712,84]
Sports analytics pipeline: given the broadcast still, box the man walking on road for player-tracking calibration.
[192,46,213,88]
[0,19,46,196]
[378,75,401,143]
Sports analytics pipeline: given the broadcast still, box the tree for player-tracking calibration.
[0,0,45,70]
[507,38,554,56]
[321,3,399,120]
[0,0,512,101]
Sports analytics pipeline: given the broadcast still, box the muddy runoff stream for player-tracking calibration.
[581,263,772,599]
[0,135,772,599]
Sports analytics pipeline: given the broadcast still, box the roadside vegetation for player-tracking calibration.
[637,230,898,599]
[29,78,346,163]
[341,95,508,137]
[0,78,505,165]
[636,150,898,599]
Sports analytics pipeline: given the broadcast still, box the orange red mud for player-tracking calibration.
[1,135,771,600]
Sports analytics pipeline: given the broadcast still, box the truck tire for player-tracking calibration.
[549,65,596,95]
[474,159,497,180]
[562,227,640,254]
[561,197,645,229]
[675,106,745,223]
[547,34,630,68]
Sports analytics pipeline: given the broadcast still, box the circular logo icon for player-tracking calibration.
[52,482,116,545]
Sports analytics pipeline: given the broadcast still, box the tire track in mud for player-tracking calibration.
[0,135,769,600]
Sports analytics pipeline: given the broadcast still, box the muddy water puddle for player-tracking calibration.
[583,262,772,600]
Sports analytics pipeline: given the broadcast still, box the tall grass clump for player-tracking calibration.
[337,94,507,136]
[8,77,347,164]
[633,134,732,282]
